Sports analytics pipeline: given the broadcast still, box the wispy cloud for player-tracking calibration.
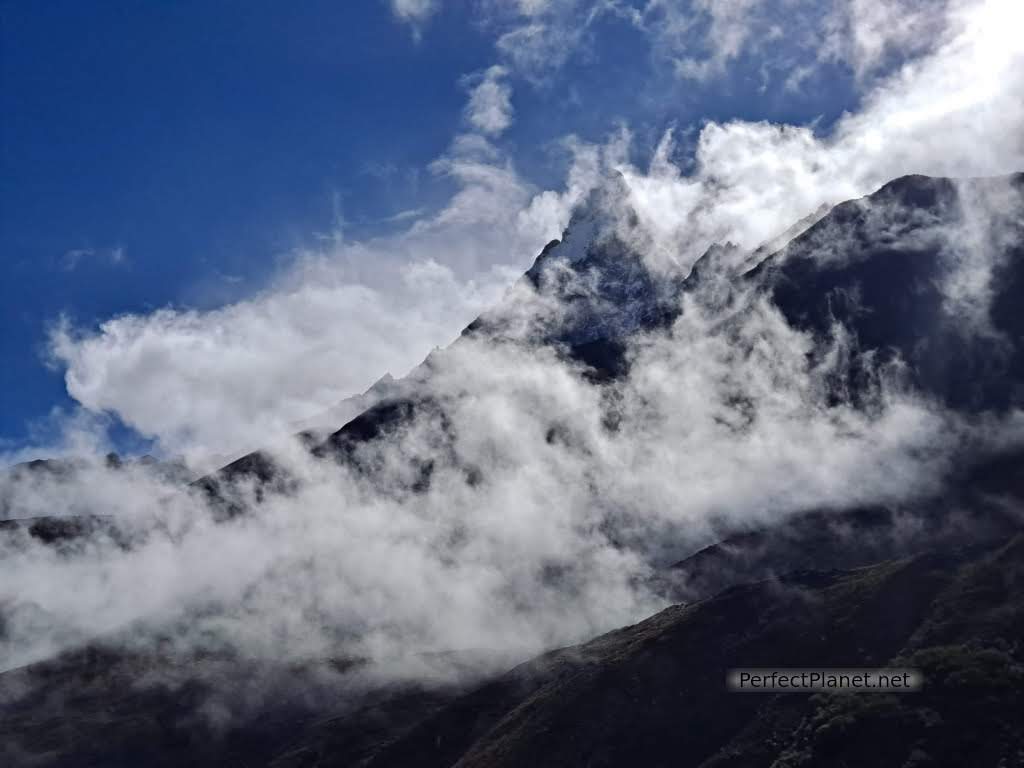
[61,245,126,271]
[463,65,514,137]
[397,0,970,92]
[387,0,438,38]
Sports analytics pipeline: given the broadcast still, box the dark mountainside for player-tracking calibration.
[3,172,1024,767]
[750,174,1024,410]
[353,538,1024,768]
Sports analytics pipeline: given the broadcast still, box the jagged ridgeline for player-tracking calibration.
[193,172,1024,511]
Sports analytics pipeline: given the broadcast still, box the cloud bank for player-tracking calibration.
[46,0,1024,466]
[4,271,986,674]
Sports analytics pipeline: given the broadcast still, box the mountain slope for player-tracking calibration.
[356,536,1024,768]
[4,508,1022,767]
[749,173,1024,410]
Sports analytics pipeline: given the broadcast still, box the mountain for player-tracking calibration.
[3,172,1024,767]
[197,172,1024,513]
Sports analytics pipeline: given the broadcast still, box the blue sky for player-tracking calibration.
[2,0,1020,464]
[1,1,489,450]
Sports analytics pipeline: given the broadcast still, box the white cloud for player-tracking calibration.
[47,137,600,467]
[664,0,764,81]
[48,264,508,466]
[822,0,953,79]
[388,0,438,37]
[6,267,1006,673]
[434,0,967,93]
[463,66,514,137]
[389,0,437,23]
[61,245,126,271]
[594,0,1024,274]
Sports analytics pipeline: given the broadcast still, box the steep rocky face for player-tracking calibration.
[750,173,1024,410]
[459,181,684,379]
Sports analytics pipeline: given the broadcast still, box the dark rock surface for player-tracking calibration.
[750,173,1024,411]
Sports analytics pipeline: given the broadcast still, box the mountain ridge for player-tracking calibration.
[4,171,1024,767]
[187,171,1024,515]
